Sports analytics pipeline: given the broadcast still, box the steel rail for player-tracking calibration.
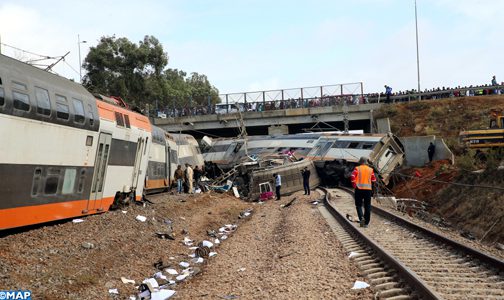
[320,187,442,300]
[371,205,504,272]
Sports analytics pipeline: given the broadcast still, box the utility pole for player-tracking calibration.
[415,0,421,100]
[78,34,87,83]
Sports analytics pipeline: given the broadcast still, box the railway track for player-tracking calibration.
[319,187,504,300]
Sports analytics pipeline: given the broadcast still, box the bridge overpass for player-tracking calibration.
[154,102,382,138]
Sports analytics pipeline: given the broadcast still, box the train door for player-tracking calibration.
[131,137,146,190]
[166,145,171,188]
[88,133,112,211]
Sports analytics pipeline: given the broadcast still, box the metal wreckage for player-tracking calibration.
[199,132,405,201]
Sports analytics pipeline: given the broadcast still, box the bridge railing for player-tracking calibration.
[151,84,504,118]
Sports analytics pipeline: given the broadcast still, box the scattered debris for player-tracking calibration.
[136,215,147,222]
[192,257,204,264]
[351,280,370,289]
[176,274,189,281]
[121,277,135,284]
[348,252,359,259]
[150,289,176,300]
[165,269,178,275]
[179,262,190,268]
[237,267,246,272]
[209,252,217,257]
[221,295,239,300]
[181,228,189,235]
[282,197,297,208]
[72,219,84,223]
[238,209,253,219]
[108,288,119,295]
[496,243,504,251]
[460,231,476,241]
[199,240,214,248]
[81,242,94,249]
[207,229,217,237]
[121,210,128,214]
[311,201,319,205]
[183,237,194,246]
[155,272,167,280]
[155,232,175,240]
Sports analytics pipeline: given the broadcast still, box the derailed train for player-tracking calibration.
[202,132,405,187]
[0,55,203,230]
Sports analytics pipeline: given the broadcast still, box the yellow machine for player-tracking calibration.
[459,111,504,148]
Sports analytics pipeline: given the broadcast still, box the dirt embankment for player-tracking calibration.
[0,193,250,299]
[0,191,371,299]
[377,95,504,246]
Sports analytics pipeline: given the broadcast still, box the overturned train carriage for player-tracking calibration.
[306,133,404,186]
[203,132,404,188]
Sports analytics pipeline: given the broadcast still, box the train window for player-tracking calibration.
[12,81,27,91]
[0,77,2,85]
[35,87,51,116]
[87,104,95,126]
[44,168,61,195]
[62,168,77,194]
[72,98,85,124]
[56,95,69,120]
[361,143,376,150]
[0,87,4,106]
[31,167,43,196]
[77,169,86,193]
[348,142,360,149]
[86,135,93,146]
[12,91,30,111]
[144,137,149,155]
[115,111,125,127]
[124,114,131,128]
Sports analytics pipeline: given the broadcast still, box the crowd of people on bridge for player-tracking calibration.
[151,76,504,118]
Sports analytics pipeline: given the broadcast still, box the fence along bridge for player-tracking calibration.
[154,83,380,137]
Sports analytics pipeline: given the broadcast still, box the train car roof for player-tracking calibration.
[0,54,93,100]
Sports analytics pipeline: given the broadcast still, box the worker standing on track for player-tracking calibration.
[350,157,377,228]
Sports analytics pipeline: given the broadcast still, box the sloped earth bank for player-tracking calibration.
[0,191,371,299]
[176,191,372,300]
[0,192,250,299]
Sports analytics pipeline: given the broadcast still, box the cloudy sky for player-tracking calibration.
[0,0,502,95]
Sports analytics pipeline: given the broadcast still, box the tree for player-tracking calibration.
[82,35,220,108]
[82,35,168,105]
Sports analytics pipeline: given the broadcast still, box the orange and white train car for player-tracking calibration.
[0,54,152,230]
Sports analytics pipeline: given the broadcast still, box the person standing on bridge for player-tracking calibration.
[351,157,376,228]
[384,85,393,103]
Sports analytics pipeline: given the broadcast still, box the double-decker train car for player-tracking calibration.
[305,133,404,185]
[202,132,404,186]
[201,133,324,169]
[0,54,152,230]
[171,133,204,168]
[144,126,178,194]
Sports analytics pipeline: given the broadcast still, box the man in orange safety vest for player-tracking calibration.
[350,157,377,228]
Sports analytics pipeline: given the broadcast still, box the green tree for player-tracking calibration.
[82,35,168,105]
[82,35,219,108]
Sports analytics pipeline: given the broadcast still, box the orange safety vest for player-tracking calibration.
[356,165,373,190]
